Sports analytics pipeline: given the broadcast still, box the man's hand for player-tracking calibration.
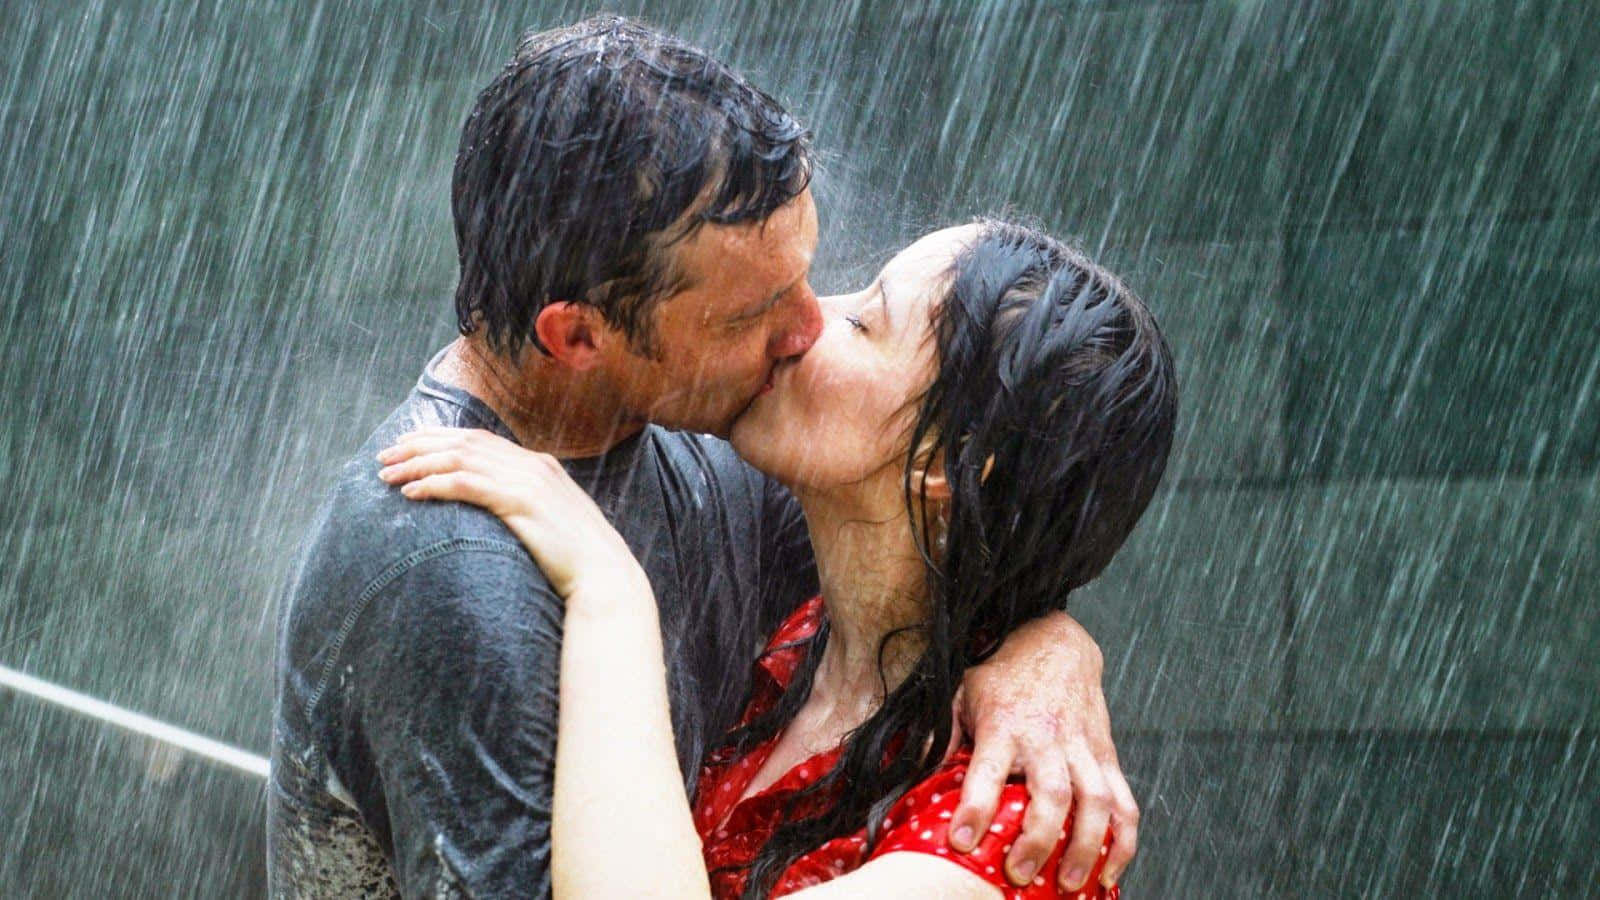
[949,611,1137,892]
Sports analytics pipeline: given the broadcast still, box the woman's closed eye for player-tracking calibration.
[844,313,868,333]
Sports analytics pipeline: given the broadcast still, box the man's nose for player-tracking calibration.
[768,290,823,360]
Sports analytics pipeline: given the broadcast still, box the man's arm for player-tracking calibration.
[950,611,1139,893]
[754,477,1137,891]
[346,543,564,897]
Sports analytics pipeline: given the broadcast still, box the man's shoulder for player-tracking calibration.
[283,391,547,625]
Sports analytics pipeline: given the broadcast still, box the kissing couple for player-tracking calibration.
[271,15,1175,900]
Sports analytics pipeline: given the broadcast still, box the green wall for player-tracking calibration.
[2,1,1595,894]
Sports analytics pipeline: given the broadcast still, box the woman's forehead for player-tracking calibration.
[881,224,982,289]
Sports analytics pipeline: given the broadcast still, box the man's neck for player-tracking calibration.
[432,337,646,458]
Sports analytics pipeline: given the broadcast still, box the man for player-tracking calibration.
[270,16,1136,898]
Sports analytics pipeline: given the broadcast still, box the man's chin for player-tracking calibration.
[647,403,741,439]
[700,408,749,441]
[645,386,765,438]
[700,419,736,440]
[704,384,773,439]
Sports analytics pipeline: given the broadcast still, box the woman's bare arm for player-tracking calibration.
[553,572,710,899]
[378,426,1030,900]
[378,427,708,899]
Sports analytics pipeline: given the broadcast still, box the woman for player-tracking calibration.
[377,220,1176,898]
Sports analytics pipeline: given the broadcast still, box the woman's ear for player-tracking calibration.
[913,448,995,502]
[533,302,603,370]
[919,467,952,503]
[912,438,954,503]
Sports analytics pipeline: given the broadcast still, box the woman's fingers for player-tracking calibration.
[377,427,512,464]
[378,432,465,466]
[378,429,561,489]
[377,449,472,485]
[378,443,562,525]
[397,470,496,506]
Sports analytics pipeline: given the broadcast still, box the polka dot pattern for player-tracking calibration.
[867,751,1116,899]
[694,598,1120,899]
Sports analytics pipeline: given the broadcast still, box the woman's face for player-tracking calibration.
[730,224,981,492]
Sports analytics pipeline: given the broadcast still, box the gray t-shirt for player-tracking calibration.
[267,352,817,898]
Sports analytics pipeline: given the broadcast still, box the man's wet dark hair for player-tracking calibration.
[451,15,812,357]
[721,220,1178,897]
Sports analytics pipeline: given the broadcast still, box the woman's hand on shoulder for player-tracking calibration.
[377,426,648,604]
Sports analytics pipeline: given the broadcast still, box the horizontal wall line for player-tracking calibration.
[0,663,268,779]
[1121,726,1595,745]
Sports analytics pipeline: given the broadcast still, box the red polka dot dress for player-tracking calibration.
[694,597,1120,899]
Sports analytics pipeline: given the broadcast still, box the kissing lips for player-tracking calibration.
[760,357,802,398]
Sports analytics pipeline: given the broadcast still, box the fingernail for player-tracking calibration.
[1065,867,1088,889]
[376,448,396,463]
[377,466,396,481]
[952,826,975,850]
[1012,860,1036,884]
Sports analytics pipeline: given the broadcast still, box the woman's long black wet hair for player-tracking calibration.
[724,220,1178,898]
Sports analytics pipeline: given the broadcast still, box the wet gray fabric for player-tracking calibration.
[268,350,817,898]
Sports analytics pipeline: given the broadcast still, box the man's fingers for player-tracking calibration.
[1056,750,1113,892]
[948,742,1015,853]
[1099,766,1140,887]
[1004,766,1071,888]
[940,692,967,764]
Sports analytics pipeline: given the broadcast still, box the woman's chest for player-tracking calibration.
[736,721,846,804]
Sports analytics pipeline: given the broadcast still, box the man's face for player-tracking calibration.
[595,188,823,437]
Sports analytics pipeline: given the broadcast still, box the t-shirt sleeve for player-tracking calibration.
[342,542,564,898]
[757,475,820,636]
[868,765,1119,900]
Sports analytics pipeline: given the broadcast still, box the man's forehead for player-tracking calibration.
[673,201,816,296]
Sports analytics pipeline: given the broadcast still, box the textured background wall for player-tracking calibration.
[2,1,1595,895]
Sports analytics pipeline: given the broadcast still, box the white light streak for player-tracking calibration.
[0,663,269,779]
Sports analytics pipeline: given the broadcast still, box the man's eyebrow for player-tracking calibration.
[737,277,798,319]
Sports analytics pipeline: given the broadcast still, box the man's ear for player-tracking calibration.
[533,302,603,370]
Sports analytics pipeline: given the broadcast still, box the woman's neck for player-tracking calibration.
[794,482,933,718]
